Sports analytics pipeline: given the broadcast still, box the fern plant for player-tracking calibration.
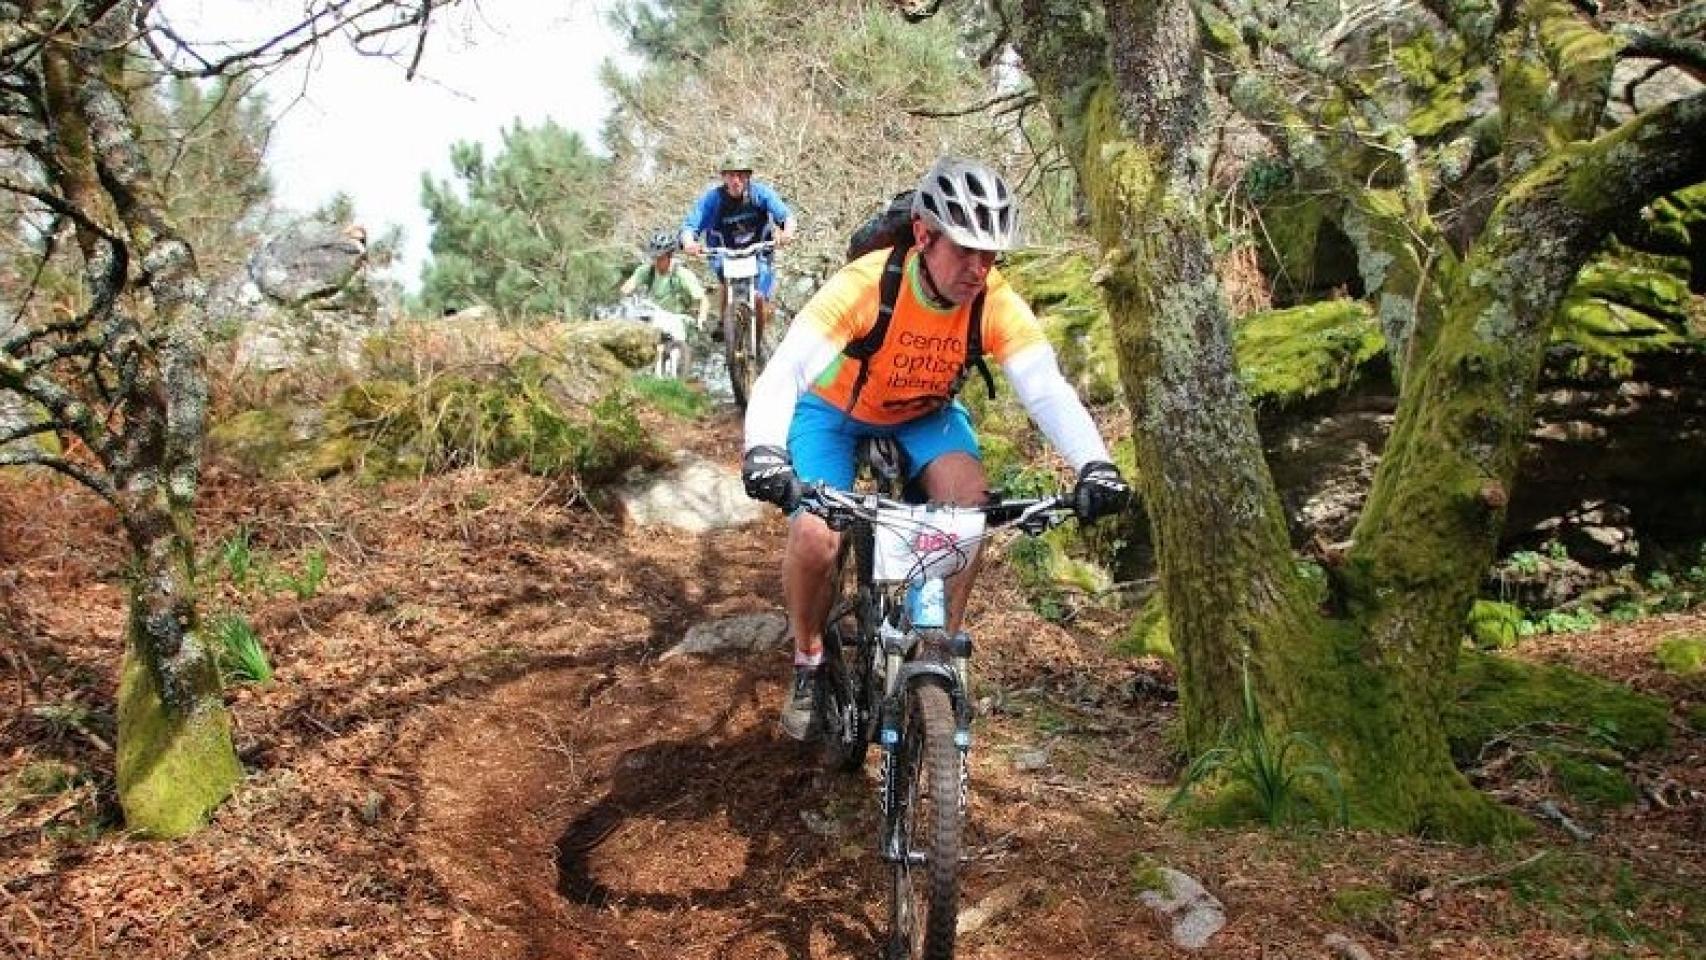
[1169,660,1348,827]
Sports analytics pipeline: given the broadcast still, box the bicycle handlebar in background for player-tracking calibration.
[697,239,778,259]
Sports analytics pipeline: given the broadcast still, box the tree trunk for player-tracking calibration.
[1003,0,1703,839]
[34,0,241,836]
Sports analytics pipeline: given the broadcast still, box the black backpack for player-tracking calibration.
[841,191,995,414]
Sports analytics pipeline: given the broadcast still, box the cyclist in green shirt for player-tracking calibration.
[620,231,710,378]
[621,231,709,328]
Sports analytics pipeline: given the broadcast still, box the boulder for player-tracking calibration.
[249,220,368,307]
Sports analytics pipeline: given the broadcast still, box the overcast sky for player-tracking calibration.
[161,1,628,290]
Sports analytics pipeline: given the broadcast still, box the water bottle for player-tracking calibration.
[907,577,946,628]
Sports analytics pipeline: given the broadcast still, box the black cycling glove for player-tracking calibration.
[1073,460,1131,522]
[742,445,800,510]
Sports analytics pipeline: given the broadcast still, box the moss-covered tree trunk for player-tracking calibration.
[1004,0,1706,838]
[1333,90,1706,833]
[28,0,240,837]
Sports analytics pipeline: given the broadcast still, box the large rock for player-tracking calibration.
[249,220,368,306]
[1138,867,1226,950]
[615,454,764,532]
[216,219,389,375]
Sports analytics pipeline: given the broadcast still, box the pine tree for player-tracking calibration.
[418,121,620,319]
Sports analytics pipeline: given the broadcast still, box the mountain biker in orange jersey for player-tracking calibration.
[679,150,796,345]
[739,156,1131,740]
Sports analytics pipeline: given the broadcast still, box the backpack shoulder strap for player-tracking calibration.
[946,291,996,402]
[840,244,908,412]
[845,245,908,361]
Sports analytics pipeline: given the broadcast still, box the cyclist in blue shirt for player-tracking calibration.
[679,150,795,344]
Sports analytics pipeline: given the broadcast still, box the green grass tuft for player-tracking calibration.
[1170,660,1349,828]
[211,613,274,686]
[628,374,711,418]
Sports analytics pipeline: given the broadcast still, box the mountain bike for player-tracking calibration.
[703,239,777,409]
[796,455,1077,960]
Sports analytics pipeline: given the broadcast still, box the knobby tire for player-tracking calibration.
[819,529,875,773]
[724,297,757,409]
[889,678,962,960]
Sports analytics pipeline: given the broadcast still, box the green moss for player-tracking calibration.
[296,370,661,488]
[115,644,241,838]
[1234,299,1384,406]
[1554,255,1692,374]
[208,409,296,475]
[1009,250,1388,409]
[1504,851,1706,954]
[1326,884,1398,926]
[628,374,710,419]
[1655,633,1706,676]
[1005,530,1104,622]
[1115,594,1174,661]
[1541,749,1637,808]
[1251,190,1334,298]
[1004,248,1121,403]
[1127,853,1168,896]
[1447,651,1669,762]
[1687,704,1706,733]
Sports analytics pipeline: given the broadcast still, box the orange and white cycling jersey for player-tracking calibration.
[801,247,1046,425]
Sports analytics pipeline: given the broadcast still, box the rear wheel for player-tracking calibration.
[887,679,962,960]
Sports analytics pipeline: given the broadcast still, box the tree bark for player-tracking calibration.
[22,0,239,837]
[1005,0,1706,837]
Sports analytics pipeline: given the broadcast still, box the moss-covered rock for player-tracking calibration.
[1555,255,1693,374]
[1234,300,1385,406]
[565,319,663,370]
[1250,189,1363,304]
[1447,651,1669,762]
[213,318,664,491]
[208,408,299,476]
[1116,594,1174,660]
[1003,248,1122,404]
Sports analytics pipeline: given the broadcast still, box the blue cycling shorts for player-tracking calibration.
[787,392,981,490]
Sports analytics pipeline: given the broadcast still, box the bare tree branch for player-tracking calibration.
[907,89,1038,119]
[1615,24,1706,76]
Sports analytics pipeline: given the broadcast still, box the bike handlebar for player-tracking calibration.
[698,239,778,258]
[794,481,1077,536]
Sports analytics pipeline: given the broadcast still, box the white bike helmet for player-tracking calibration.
[645,230,678,256]
[911,156,1020,252]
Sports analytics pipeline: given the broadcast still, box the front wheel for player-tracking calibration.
[723,295,757,409]
[888,679,962,960]
[819,530,875,773]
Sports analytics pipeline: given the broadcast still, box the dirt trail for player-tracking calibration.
[6,403,1705,959]
[402,408,1174,958]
